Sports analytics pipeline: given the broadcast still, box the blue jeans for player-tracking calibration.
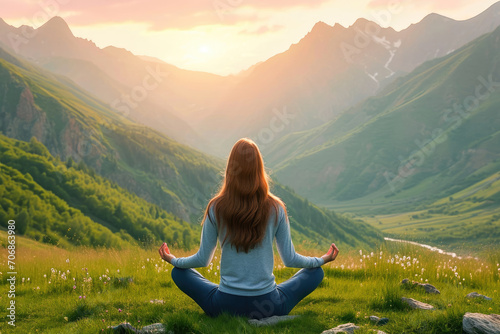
[171,267,324,319]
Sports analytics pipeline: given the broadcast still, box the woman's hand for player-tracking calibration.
[321,243,339,264]
[158,242,175,264]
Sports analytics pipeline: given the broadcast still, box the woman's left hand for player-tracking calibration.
[158,242,175,264]
[321,243,339,264]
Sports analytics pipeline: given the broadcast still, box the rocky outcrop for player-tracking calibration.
[2,87,51,144]
[463,313,500,334]
[401,297,434,310]
[1,85,102,163]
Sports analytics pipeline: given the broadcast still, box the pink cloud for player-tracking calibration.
[367,0,469,11]
[239,25,285,35]
[1,0,330,30]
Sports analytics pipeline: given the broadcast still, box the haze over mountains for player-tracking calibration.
[0,16,234,151]
[2,3,500,155]
[0,44,381,249]
[1,3,499,250]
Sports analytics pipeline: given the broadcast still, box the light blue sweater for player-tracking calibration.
[171,206,324,296]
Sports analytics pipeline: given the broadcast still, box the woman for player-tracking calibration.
[158,138,339,319]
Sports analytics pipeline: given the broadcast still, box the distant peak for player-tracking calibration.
[103,46,135,58]
[313,21,331,29]
[311,21,333,33]
[0,17,9,29]
[351,17,378,28]
[38,16,74,38]
[420,13,455,24]
[333,23,346,30]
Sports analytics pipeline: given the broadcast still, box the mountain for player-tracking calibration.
[3,8,500,156]
[0,17,233,151]
[393,4,500,71]
[266,25,500,213]
[0,45,220,221]
[198,2,500,154]
[0,46,382,249]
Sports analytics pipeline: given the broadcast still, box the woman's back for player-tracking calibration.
[171,205,324,296]
[159,138,339,318]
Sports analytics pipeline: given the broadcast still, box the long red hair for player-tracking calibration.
[204,138,285,253]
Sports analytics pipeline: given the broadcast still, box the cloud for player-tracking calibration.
[1,0,332,30]
[239,25,285,35]
[367,0,469,11]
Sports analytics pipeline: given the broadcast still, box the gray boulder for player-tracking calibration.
[421,283,440,294]
[149,299,165,304]
[401,297,434,310]
[110,322,136,333]
[369,316,389,326]
[463,313,500,334]
[110,322,171,334]
[466,292,493,301]
[401,278,440,294]
[321,323,359,333]
[248,315,299,327]
[141,323,169,333]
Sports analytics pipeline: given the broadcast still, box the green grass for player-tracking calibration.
[1,232,498,333]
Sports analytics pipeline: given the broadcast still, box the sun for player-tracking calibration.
[199,45,210,54]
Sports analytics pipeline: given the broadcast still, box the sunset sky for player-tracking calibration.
[1,0,499,75]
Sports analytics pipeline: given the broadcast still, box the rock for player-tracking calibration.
[248,315,300,327]
[463,313,500,334]
[371,331,387,334]
[401,278,440,294]
[149,299,165,304]
[421,283,440,294]
[321,323,360,333]
[110,322,171,334]
[401,297,434,310]
[110,322,137,333]
[369,316,389,326]
[141,323,169,333]
[466,292,493,301]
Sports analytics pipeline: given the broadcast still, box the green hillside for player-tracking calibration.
[0,132,381,250]
[0,45,220,222]
[268,26,500,212]
[0,47,382,249]
[0,134,198,249]
[362,171,500,251]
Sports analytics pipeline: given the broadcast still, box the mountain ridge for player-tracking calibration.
[198,3,500,154]
[267,25,500,215]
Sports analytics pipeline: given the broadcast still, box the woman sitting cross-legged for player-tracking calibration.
[158,138,339,319]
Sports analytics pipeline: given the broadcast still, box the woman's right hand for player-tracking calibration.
[158,242,175,264]
[321,243,339,264]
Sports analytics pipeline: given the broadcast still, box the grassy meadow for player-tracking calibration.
[1,232,498,334]
[357,171,500,253]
